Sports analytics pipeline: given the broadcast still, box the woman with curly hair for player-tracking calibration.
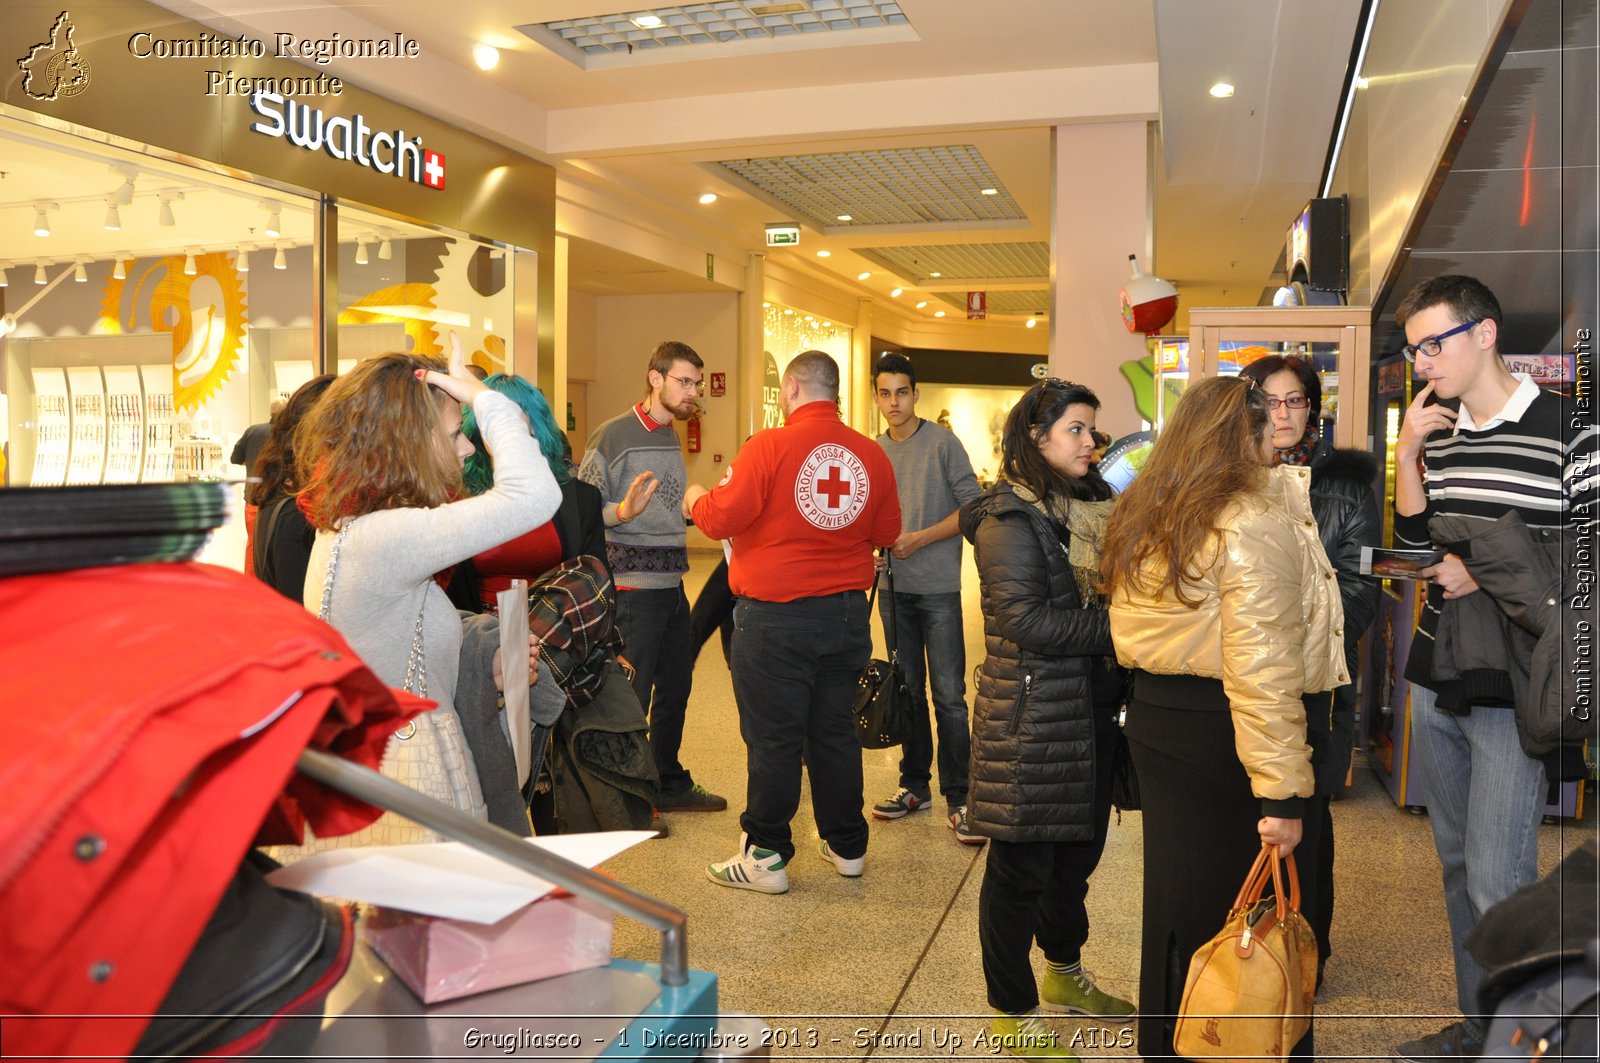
[1101,375,1347,1060]
[293,342,562,843]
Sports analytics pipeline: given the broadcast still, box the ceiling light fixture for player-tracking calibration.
[236,246,250,274]
[355,237,369,265]
[698,193,718,205]
[816,250,831,257]
[158,192,183,227]
[857,271,871,280]
[933,310,946,317]
[632,14,663,28]
[930,271,942,278]
[378,236,393,260]
[35,263,49,285]
[273,245,287,270]
[915,300,927,309]
[836,214,852,222]
[980,187,998,196]
[32,203,57,237]
[183,250,196,276]
[1025,317,1038,329]
[103,196,122,232]
[74,260,88,283]
[261,201,282,238]
[890,287,903,297]
[1209,82,1235,98]
[110,165,137,205]
[0,264,7,288]
[112,256,127,281]
[472,43,500,70]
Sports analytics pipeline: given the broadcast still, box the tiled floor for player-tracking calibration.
[603,551,1596,1060]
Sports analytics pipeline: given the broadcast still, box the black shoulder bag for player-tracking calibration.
[852,550,912,749]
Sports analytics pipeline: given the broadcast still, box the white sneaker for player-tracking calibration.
[706,832,789,894]
[818,839,864,877]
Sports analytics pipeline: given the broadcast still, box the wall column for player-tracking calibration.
[852,297,873,432]
[1048,122,1151,436]
[738,252,767,440]
[550,234,570,429]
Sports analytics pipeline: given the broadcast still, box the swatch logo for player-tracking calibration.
[18,11,92,101]
[250,91,445,191]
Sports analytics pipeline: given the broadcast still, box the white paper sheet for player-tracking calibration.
[497,579,531,786]
[265,831,656,924]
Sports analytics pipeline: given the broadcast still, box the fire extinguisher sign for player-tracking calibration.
[709,372,726,397]
[967,291,987,320]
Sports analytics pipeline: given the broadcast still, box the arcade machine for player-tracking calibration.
[1361,351,1585,818]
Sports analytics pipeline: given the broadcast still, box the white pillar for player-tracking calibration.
[851,297,873,433]
[738,252,767,440]
[551,234,570,431]
[1049,123,1151,437]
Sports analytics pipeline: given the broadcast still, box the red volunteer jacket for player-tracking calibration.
[691,400,900,602]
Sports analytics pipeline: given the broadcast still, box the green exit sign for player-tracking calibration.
[765,224,800,247]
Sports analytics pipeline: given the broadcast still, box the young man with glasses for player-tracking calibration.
[869,353,984,843]
[577,340,727,820]
[1390,275,1595,1061]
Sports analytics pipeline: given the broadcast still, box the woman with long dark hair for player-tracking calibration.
[958,379,1135,1059]
[246,374,334,602]
[1100,375,1347,1059]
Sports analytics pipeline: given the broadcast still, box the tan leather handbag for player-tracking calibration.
[1173,844,1317,1063]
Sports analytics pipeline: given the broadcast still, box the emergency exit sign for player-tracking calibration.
[765,223,801,247]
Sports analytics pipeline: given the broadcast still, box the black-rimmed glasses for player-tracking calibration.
[1402,319,1480,363]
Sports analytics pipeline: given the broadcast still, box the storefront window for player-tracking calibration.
[335,205,519,378]
[762,302,852,425]
[0,114,310,569]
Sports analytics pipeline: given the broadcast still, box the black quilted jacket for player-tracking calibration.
[959,482,1112,842]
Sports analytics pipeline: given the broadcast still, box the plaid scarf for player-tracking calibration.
[526,554,621,706]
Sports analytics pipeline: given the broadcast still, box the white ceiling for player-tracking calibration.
[41,1,1364,325]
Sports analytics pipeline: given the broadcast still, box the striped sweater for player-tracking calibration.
[1396,377,1598,689]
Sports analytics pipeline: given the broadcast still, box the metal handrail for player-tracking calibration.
[295,749,689,986]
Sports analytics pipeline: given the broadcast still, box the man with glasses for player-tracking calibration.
[578,340,727,821]
[1390,275,1594,1061]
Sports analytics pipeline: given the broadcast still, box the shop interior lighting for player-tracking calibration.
[1209,82,1235,98]
[698,193,718,205]
[34,263,48,285]
[837,214,853,222]
[0,265,8,288]
[1025,317,1038,328]
[261,202,282,238]
[110,164,137,205]
[103,196,122,232]
[355,237,369,265]
[32,203,56,237]
[236,246,250,273]
[472,43,500,70]
[816,249,830,257]
[1322,0,1382,197]
[632,14,663,28]
[930,271,941,277]
[182,250,196,276]
[74,260,88,283]
[890,287,903,297]
[157,192,182,227]
[273,245,287,270]
[933,309,945,317]
[112,256,127,281]
[857,271,871,280]
[378,236,393,260]
[915,300,927,309]
[980,187,998,196]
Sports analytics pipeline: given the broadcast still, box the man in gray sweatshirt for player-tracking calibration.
[578,341,726,814]
[869,353,983,843]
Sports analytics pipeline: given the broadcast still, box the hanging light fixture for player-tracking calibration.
[32,203,57,237]
[355,237,369,265]
[183,250,197,276]
[158,191,183,227]
[103,196,122,232]
[236,245,250,274]
[273,245,287,270]
[35,263,49,285]
[378,236,393,260]
[113,255,128,280]
[74,260,88,283]
[261,201,282,238]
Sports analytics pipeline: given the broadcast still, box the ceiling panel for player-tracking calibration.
[932,289,1049,315]
[856,241,1048,283]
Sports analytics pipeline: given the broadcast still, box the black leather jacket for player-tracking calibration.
[1306,443,1381,793]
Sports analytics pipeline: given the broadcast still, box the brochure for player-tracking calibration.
[1360,546,1445,580]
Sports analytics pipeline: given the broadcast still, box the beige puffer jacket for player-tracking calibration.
[1110,464,1348,802]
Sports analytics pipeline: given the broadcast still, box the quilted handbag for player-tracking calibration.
[1173,844,1317,1063]
[292,517,487,848]
[853,552,912,749]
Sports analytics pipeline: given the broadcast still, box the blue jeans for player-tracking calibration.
[730,592,872,862]
[614,585,695,796]
[880,591,970,807]
[1408,684,1546,1024]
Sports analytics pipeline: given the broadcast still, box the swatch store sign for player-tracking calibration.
[247,91,446,190]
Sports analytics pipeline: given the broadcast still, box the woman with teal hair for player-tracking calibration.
[462,374,572,496]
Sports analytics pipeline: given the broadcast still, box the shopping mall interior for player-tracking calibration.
[0,0,1595,1058]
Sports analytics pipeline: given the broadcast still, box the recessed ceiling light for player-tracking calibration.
[1025,318,1038,329]
[633,14,664,29]
[933,310,946,318]
[857,271,871,280]
[698,193,718,205]
[837,214,853,222]
[473,43,500,70]
[915,300,927,309]
[980,187,998,196]
[930,271,942,278]
[1209,82,1235,98]
[890,287,903,297]
[816,250,831,258]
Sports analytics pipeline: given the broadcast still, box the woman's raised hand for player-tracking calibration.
[419,331,489,405]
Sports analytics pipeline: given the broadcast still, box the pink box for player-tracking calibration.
[365,891,615,1003]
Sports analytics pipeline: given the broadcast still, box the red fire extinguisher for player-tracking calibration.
[686,416,702,454]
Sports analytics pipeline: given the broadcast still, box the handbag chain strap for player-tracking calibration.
[320,517,427,737]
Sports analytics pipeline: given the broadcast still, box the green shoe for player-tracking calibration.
[1040,967,1137,1020]
[987,1010,1078,1060]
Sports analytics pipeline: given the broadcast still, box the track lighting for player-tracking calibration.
[0,264,8,288]
[35,263,48,285]
[355,237,369,265]
[102,197,121,231]
[113,256,127,280]
[261,201,282,238]
[273,245,287,270]
[32,203,57,237]
[110,164,137,205]
[158,191,183,227]
[378,237,393,261]
[74,260,88,283]
[236,246,250,274]
[183,250,196,276]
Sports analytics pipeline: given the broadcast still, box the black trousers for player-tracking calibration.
[1125,677,1316,1061]
[730,592,871,862]
[977,705,1118,1013]
[689,556,735,668]
[615,585,696,796]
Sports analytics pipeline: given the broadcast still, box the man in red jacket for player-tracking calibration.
[685,351,901,894]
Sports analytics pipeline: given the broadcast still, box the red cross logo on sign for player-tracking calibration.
[423,150,446,189]
[795,444,869,530]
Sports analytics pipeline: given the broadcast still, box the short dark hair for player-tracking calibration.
[647,340,703,393]
[1001,379,1105,504]
[873,352,917,390]
[1238,354,1321,412]
[1396,275,1503,332]
[785,350,840,400]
